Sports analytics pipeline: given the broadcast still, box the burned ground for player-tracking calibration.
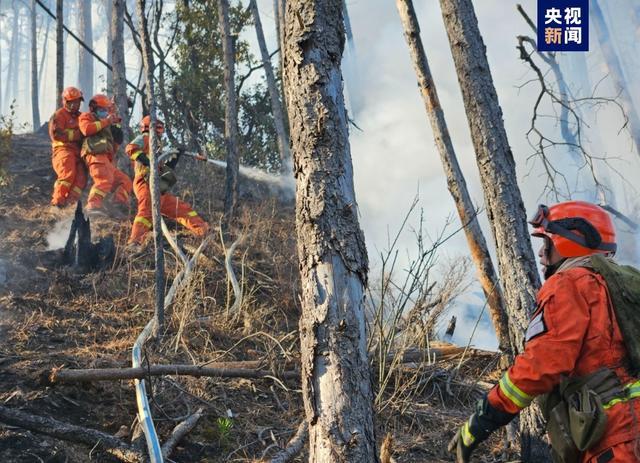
[0,133,512,462]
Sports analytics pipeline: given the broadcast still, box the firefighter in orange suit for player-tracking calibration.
[79,94,132,215]
[49,87,87,207]
[449,201,640,462]
[126,116,209,244]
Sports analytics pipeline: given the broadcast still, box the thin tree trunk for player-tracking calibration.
[136,0,165,334]
[438,0,549,460]
[106,0,113,91]
[249,0,291,172]
[0,17,3,113]
[396,0,511,353]
[278,0,285,85]
[38,15,50,97]
[4,3,19,109]
[283,1,379,461]
[55,0,63,106]
[591,0,640,159]
[111,0,130,142]
[15,9,25,110]
[30,0,40,130]
[218,0,240,229]
[78,0,94,97]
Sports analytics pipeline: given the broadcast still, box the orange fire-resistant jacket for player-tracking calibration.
[49,107,82,153]
[124,134,208,244]
[488,267,640,461]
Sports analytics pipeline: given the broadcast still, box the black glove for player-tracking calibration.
[448,395,517,462]
[136,153,150,167]
[111,124,124,144]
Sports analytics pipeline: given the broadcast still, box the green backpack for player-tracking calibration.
[590,254,640,376]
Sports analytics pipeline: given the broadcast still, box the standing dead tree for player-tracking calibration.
[396,0,510,354]
[249,0,291,173]
[439,0,549,460]
[218,0,240,230]
[30,0,40,130]
[515,35,629,201]
[136,0,165,333]
[283,0,379,461]
[591,0,640,159]
[515,5,630,201]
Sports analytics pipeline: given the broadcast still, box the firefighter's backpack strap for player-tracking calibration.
[590,255,640,375]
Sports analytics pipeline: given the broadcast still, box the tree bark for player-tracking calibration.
[591,0,640,159]
[30,0,40,130]
[0,405,144,462]
[438,0,549,460]
[218,0,240,230]
[283,1,379,461]
[136,0,165,334]
[55,0,63,106]
[78,0,94,97]
[111,0,130,142]
[249,0,291,173]
[396,0,510,354]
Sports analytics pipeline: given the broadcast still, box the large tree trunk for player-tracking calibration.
[218,0,240,229]
[55,0,63,106]
[111,0,130,143]
[136,0,165,334]
[78,0,94,97]
[248,0,291,173]
[396,0,510,353]
[30,0,40,131]
[438,0,549,460]
[283,1,379,461]
[591,0,640,159]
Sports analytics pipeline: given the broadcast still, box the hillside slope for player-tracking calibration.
[0,133,510,462]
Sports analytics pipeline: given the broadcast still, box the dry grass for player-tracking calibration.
[0,134,513,462]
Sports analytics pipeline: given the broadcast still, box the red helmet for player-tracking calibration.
[139,115,165,134]
[62,86,84,103]
[89,94,112,109]
[529,201,616,258]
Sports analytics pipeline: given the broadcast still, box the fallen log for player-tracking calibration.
[48,364,299,384]
[0,405,144,463]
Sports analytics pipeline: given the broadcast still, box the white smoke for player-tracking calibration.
[46,216,74,251]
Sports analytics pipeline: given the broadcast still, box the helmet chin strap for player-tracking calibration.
[544,258,566,280]
[543,237,566,279]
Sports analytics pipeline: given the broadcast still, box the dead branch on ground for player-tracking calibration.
[0,405,144,462]
[161,406,205,459]
[48,364,299,384]
[268,421,308,463]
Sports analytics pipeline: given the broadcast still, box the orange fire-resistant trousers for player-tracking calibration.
[129,174,209,244]
[51,147,87,206]
[84,154,132,210]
